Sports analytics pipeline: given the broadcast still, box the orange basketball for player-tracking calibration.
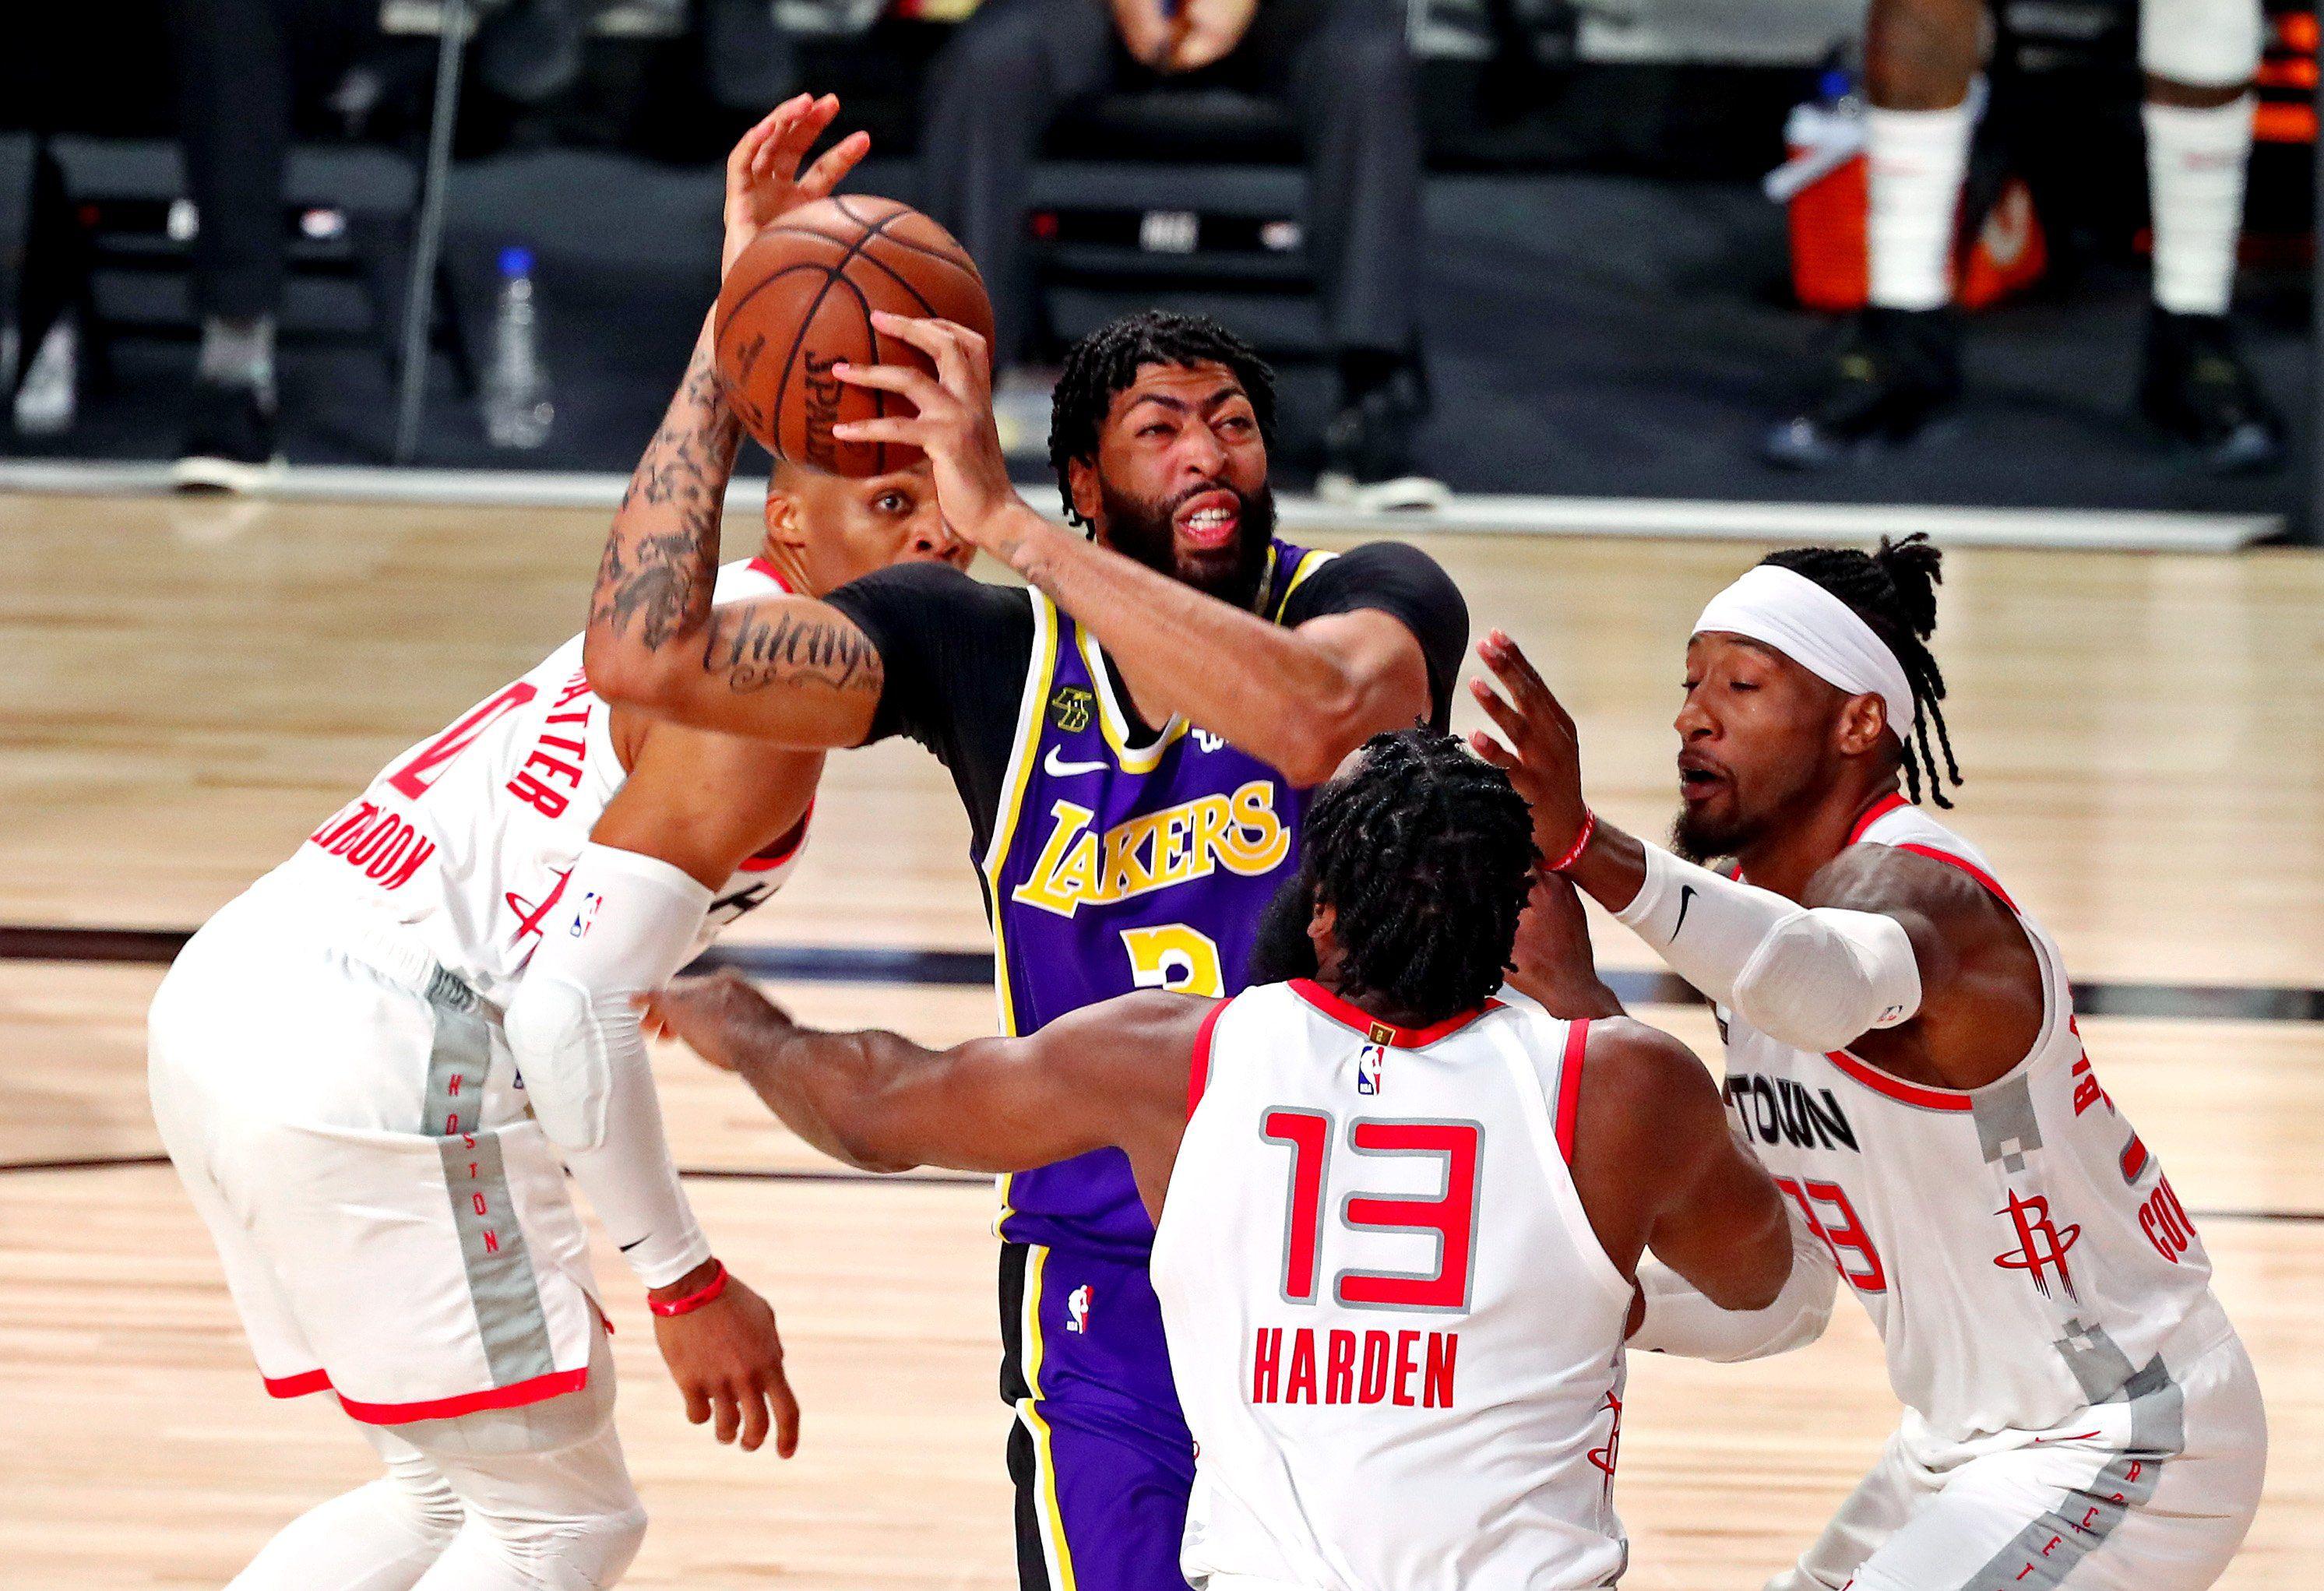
[713,195,994,477]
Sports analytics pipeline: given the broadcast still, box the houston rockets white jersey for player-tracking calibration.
[1152,979,1633,1591]
[264,558,805,1006]
[1718,794,2234,1444]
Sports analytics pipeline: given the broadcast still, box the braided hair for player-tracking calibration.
[1048,311,1278,531]
[1303,730,1538,1025]
[1761,533,1964,808]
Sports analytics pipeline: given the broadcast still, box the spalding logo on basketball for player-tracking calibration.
[713,195,994,479]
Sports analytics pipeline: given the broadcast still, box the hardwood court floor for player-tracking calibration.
[3,489,2321,1586]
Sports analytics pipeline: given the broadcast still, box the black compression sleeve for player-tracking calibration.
[1280,542,1470,730]
[819,564,1037,833]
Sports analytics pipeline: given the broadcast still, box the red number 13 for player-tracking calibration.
[1262,1110,1482,1311]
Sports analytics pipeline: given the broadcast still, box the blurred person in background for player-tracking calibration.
[166,0,377,488]
[1766,0,2281,473]
[918,0,1441,507]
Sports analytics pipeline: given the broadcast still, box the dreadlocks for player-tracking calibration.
[1303,729,1538,1025]
[1048,311,1278,531]
[1762,533,1964,808]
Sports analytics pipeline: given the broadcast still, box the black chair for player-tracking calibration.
[1026,85,1323,361]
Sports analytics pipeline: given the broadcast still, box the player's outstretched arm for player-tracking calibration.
[581,313,889,750]
[1568,1019,1798,1313]
[642,973,1203,1212]
[582,94,888,751]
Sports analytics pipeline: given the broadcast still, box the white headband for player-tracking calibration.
[1694,565,1917,738]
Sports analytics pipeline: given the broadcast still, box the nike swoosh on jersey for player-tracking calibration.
[1673,884,1696,938]
[1044,748,1108,778]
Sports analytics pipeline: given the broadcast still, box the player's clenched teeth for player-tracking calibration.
[1175,489,1241,549]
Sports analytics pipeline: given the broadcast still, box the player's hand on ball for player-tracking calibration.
[651,1265,801,1456]
[721,92,872,280]
[831,312,1021,553]
[1469,630,1592,866]
[637,970,794,1073]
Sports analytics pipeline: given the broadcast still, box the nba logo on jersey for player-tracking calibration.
[569,892,604,938]
[1356,1044,1386,1096]
[1193,728,1225,753]
[1066,1284,1093,1335]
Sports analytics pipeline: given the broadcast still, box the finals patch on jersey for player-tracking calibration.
[1356,1043,1386,1096]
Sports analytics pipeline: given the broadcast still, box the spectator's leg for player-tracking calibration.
[1260,0,1438,498]
[168,0,290,394]
[1759,0,1974,468]
[1272,0,1424,367]
[2136,0,2280,470]
[918,0,1118,369]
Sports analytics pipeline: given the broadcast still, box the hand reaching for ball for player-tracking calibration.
[830,312,1027,557]
[722,93,872,281]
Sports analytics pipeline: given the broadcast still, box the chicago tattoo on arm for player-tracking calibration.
[590,337,741,653]
[705,607,883,696]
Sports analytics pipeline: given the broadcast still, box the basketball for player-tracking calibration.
[713,194,994,477]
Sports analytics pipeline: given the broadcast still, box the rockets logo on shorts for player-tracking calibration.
[1356,1044,1386,1097]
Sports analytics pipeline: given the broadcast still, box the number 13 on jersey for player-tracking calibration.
[1262,1108,1483,1312]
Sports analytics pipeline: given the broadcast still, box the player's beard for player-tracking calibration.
[1671,763,1811,865]
[1098,476,1276,607]
[1671,806,1747,867]
[1246,868,1321,985]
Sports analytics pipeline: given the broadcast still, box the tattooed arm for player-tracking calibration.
[582,93,892,747]
[579,315,888,746]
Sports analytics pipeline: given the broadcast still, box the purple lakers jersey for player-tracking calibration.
[986,540,1334,1255]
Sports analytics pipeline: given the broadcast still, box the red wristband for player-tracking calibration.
[649,1258,729,1318]
[1547,808,1597,874]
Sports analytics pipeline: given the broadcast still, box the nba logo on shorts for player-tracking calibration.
[1066,1284,1093,1335]
[1357,1044,1386,1096]
[570,892,604,938]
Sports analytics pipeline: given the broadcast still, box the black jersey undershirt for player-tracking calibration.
[821,541,1470,858]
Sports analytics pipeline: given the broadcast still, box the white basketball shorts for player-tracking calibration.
[147,885,603,1424]
[1768,1329,2266,1591]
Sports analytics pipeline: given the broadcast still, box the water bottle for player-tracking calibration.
[483,245,555,449]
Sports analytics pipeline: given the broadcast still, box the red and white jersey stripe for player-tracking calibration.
[1717,795,2234,1443]
[1152,979,1632,1591]
[262,559,806,1006]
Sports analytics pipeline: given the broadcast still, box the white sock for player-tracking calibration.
[226,1461,463,1591]
[2145,97,2255,316]
[1864,102,1975,312]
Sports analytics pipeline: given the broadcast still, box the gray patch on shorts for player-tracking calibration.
[1956,1346,2187,1589]
[423,972,555,1389]
[1972,1075,2043,1171]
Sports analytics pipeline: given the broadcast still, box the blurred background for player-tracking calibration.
[0,0,2309,536]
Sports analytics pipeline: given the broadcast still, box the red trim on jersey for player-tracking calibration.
[1188,998,1231,1118]
[1287,979,1497,1047]
[1554,1019,1591,1163]
[745,556,798,593]
[1891,843,2020,913]
[737,800,815,872]
[259,1366,591,1422]
[1823,1046,1974,1112]
[1847,792,1911,845]
[262,1368,333,1399]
